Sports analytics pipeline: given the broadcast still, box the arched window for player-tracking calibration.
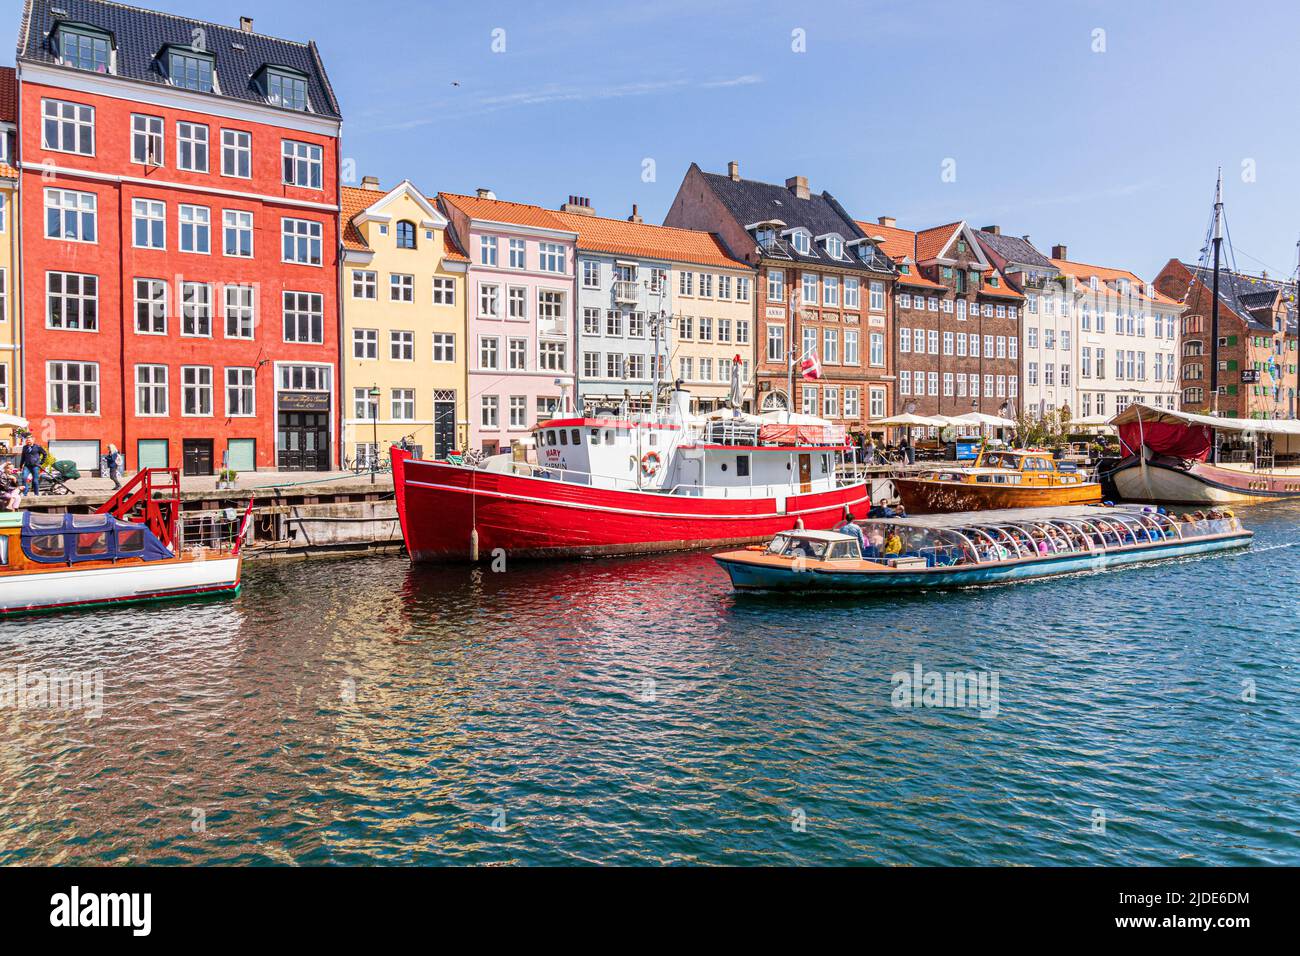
[396,220,416,249]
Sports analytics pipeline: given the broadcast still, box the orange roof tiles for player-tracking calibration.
[341,184,468,261]
[1051,257,1179,306]
[915,221,963,262]
[0,67,14,124]
[855,219,945,291]
[551,210,748,270]
[438,193,575,233]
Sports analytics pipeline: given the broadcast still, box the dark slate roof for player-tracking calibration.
[1183,262,1297,334]
[17,0,341,120]
[972,229,1054,269]
[696,166,891,273]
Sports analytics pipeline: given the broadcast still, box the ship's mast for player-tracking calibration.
[1294,236,1299,418]
[1210,168,1223,426]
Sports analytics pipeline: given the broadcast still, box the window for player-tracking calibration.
[767,269,784,302]
[844,277,860,309]
[352,270,377,299]
[480,236,498,266]
[899,371,911,396]
[718,275,732,300]
[868,332,883,367]
[176,122,209,172]
[168,49,214,92]
[943,372,954,397]
[508,238,526,269]
[282,140,323,189]
[266,70,308,111]
[737,320,750,345]
[823,328,839,364]
[479,336,500,370]
[133,199,165,249]
[282,218,323,265]
[1028,362,1039,386]
[353,328,378,359]
[582,260,600,288]
[509,396,528,428]
[801,385,817,415]
[929,330,940,355]
[222,129,251,178]
[869,387,886,419]
[432,333,456,363]
[42,99,95,155]
[48,361,98,414]
[432,277,456,305]
[802,273,818,305]
[390,330,414,361]
[391,388,415,421]
[823,387,839,419]
[699,274,713,297]
[508,287,527,320]
[353,387,378,420]
[182,366,213,416]
[227,368,256,417]
[538,290,565,323]
[790,230,810,255]
[607,353,624,378]
[823,275,840,307]
[132,114,163,165]
[136,364,167,416]
[390,274,414,302]
[699,316,714,342]
[928,372,939,397]
[282,291,324,343]
[631,312,647,337]
[179,204,210,254]
[627,354,645,380]
[181,282,212,337]
[223,209,254,257]
[47,272,98,330]
[539,341,567,372]
[1009,337,1018,360]
[899,326,911,353]
[480,395,500,428]
[479,284,500,318]
[913,328,924,353]
[134,278,167,334]
[58,26,112,73]
[539,242,566,273]
[44,188,97,242]
[766,323,785,362]
[224,285,255,339]
[869,281,885,311]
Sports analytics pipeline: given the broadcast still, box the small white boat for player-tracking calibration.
[1,469,251,616]
[714,505,1252,592]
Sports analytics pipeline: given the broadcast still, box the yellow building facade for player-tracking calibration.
[341,180,469,464]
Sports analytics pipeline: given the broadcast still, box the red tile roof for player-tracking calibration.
[0,67,15,124]
[439,193,575,233]
[915,221,963,262]
[341,184,468,261]
[551,210,748,270]
[1051,257,1179,305]
[855,219,945,290]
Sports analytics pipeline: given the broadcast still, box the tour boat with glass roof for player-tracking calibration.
[892,447,1102,513]
[393,388,871,561]
[0,469,251,615]
[713,505,1251,592]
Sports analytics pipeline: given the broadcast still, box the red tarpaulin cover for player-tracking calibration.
[1118,421,1212,461]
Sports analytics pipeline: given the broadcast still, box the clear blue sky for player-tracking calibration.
[5,0,1299,281]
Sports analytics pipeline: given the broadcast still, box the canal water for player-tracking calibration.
[3,503,1299,866]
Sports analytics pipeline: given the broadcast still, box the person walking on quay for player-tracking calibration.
[103,443,123,490]
[19,436,45,496]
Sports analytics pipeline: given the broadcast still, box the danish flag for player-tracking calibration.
[799,351,822,380]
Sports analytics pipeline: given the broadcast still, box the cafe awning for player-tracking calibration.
[0,413,28,429]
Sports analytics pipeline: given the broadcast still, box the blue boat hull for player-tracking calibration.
[715,532,1253,592]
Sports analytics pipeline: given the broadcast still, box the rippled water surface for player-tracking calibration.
[3,503,1300,865]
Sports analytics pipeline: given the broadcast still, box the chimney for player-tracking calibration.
[786,175,810,200]
[877,215,896,228]
[728,161,740,181]
[476,188,496,200]
[360,175,382,192]
[239,16,253,32]
[627,204,642,224]
[983,224,1001,235]
[560,194,596,216]
[1051,243,1068,260]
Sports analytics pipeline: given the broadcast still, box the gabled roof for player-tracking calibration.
[972,229,1054,269]
[1053,257,1180,307]
[854,219,945,290]
[438,192,576,236]
[915,221,963,262]
[17,0,341,120]
[342,184,467,261]
[1178,261,1296,333]
[550,210,748,271]
[692,165,887,272]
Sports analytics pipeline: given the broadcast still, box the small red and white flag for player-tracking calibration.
[800,351,822,380]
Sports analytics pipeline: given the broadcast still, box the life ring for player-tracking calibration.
[640,451,661,478]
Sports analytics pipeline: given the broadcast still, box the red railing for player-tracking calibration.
[95,468,181,550]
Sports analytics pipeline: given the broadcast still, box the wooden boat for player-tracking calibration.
[892,448,1102,514]
[0,468,251,616]
[1108,403,1300,504]
[713,505,1251,592]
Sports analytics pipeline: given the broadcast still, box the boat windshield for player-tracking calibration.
[766,533,863,561]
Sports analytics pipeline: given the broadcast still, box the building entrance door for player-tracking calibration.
[277,413,330,471]
[434,390,456,460]
[183,439,214,476]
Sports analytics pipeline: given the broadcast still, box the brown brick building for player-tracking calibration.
[1154,259,1298,419]
[857,218,1024,419]
[664,163,895,432]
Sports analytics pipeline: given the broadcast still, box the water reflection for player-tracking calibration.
[1,503,1298,864]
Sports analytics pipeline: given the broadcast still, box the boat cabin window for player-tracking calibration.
[604,430,614,445]
[0,536,8,566]
[649,433,658,447]
[736,455,750,477]
[29,534,64,560]
[571,429,580,445]
[118,528,145,554]
[588,429,599,445]
[559,430,568,445]
[766,533,791,555]
[828,541,861,560]
[75,531,110,559]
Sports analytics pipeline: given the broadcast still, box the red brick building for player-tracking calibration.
[1155,259,1298,419]
[17,0,341,473]
[665,162,895,432]
[857,217,1023,419]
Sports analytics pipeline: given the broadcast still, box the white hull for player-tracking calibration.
[0,556,241,614]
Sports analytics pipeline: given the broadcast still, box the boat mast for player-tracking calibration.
[1294,235,1299,418]
[1210,168,1223,424]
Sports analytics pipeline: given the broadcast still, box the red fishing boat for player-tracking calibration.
[392,392,871,561]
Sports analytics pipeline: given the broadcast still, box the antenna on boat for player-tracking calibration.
[1210,168,1223,428]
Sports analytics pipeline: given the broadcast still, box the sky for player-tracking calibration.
[4,0,1300,281]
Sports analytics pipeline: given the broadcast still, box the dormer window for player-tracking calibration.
[756,227,776,250]
[396,221,416,249]
[789,230,811,255]
[265,69,309,112]
[823,235,844,260]
[167,48,214,92]
[1089,276,1098,291]
[57,25,112,74]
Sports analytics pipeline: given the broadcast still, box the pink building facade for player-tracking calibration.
[439,192,577,454]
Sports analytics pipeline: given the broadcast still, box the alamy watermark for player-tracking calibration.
[891,661,999,718]
[0,667,104,718]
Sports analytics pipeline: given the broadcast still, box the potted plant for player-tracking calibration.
[217,468,238,491]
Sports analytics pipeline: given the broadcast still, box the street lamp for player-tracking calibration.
[368,385,381,484]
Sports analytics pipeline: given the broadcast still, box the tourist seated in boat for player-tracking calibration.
[883,529,903,557]
[864,526,886,558]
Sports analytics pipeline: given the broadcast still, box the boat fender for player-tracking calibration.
[640,451,661,478]
[469,528,479,562]
[746,545,766,552]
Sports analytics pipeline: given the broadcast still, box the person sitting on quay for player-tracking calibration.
[1,462,22,511]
